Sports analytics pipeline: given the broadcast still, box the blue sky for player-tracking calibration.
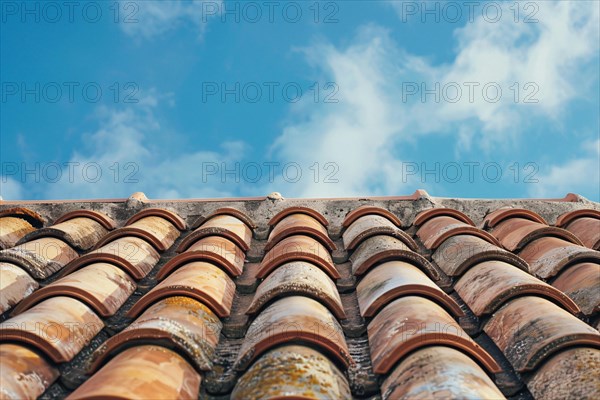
[1,0,599,201]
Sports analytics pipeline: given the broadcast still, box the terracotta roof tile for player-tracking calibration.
[231,345,351,400]
[246,261,346,319]
[0,237,78,279]
[0,216,37,250]
[0,344,59,399]
[0,262,38,314]
[484,296,600,372]
[367,296,500,375]
[0,296,103,363]
[69,345,201,400]
[11,262,135,317]
[380,346,505,400]
[258,235,339,280]
[235,296,352,371]
[265,213,336,251]
[0,194,598,398]
[356,261,463,318]
[92,297,221,373]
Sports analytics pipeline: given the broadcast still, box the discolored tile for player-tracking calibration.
[0,262,38,314]
[0,217,36,250]
[342,214,417,251]
[180,214,252,252]
[417,215,501,250]
[18,217,110,251]
[192,207,256,229]
[342,205,403,228]
[491,217,583,252]
[414,208,475,227]
[561,217,600,250]
[552,262,600,315]
[483,207,547,229]
[269,206,329,227]
[266,213,336,251]
[0,237,78,279]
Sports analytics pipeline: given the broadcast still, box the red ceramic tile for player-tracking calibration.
[265,213,336,252]
[552,262,600,315]
[555,209,600,226]
[69,345,201,400]
[92,297,221,373]
[0,296,103,363]
[342,214,417,251]
[235,296,352,371]
[491,217,583,251]
[231,345,352,400]
[561,217,600,250]
[58,236,159,280]
[95,210,183,252]
[367,296,500,375]
[257,235,339,280]
[53,209,116,229]
[12,262,135,317]
[484,296,600,372]
[192,207,256,230]
[380,346,505,400]
[129,261,235,318]
[179,214,252,252]
[0,237,78,279]
[518,236,600,279]
[483,207,547,229]
[0,344,59,400]
[246,261,346,319]
[0,217,36,250]
[18,217,110,251]
[350,235,440,280]
[0,207,45,228]
[455,260,580,316]
[159,236,245,278]
[527,347,600,400]
[413,208,475,227]
[342,205,403,228]
[432,234,529,277]
[0,262,38,314]
[268,206,329,227]
[356,261,463,318]
[417,215,501,250]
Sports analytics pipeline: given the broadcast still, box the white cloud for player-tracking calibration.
[118,0,222,40]
[529,139,600,199]
[0,178,24,200]
[269,1,599,197]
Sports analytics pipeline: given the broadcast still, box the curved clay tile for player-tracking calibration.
[178,215,252,252]
[0,296,103,363]
[0,262,38,314]
[556,209,600,227]
[484,296,600,372]
[560,217,600,250]
[417,216,501,250]
[0,237,78,279]
[94,216,181,252]
[125,207,187,230]
[69,345,201,400]
[192,207,256,229]
[11,263,135,317]
[265,213,336,252]
[356,261,463,318]
[0,344,59,400]
[129,261,235,318]
[342,205,403,228]
[519,237,600,279]
[0,217,36,250]
[483,207,547,229]
[18,217,110,251]
[350,235,440,280]
[342,215,417,251]
[455,260,580,317]
[246,261,346,319]
[491,218,583,252]
[432,235,529,277]
[413,208,475,227]
[381,346,505,400]
[58,236,159,280]
[231,345,352,400]
[367,296,500,375]
[235,296,352,371]
[268,206,328,227]
[53,209,116,230]
[0,207,45,228]
[158,236,245,278]
[552,262,600,315]
[527,347,600,400]
[257,235,339,280]
[91,297,221,373]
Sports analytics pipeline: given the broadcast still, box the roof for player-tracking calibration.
[0,190,599,399]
